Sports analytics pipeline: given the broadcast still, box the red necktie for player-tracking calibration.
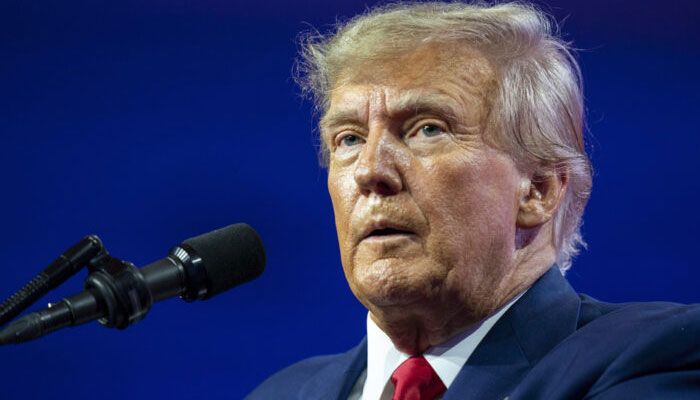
[390,356,447,400]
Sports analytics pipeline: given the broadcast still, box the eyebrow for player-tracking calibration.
[320,90,464,133]
[320,110,362,132]
[391,92,463,127]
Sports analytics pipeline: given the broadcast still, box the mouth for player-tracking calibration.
[367,227,413,237]
[361,223,416,241]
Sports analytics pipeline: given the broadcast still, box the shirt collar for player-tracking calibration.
[363,291,525,399]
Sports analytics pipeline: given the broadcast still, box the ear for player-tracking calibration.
[516,166,568,229]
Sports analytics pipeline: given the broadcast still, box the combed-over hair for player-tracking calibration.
[295,1,592,273]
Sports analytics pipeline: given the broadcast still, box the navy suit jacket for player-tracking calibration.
[247,268,700,399]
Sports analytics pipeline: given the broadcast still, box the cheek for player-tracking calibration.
[414,152,520,265]
[329,169,354,214]
[328,168,357,250]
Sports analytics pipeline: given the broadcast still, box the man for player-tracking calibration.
[248,2,700,399]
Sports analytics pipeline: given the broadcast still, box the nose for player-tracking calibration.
[353,128,404,196]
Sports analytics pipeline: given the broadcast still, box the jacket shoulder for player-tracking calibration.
[577,294,700,329]
[245,338,367,400]
[514,299,700,399]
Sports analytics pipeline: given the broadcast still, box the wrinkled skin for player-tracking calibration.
[322,44,560,354]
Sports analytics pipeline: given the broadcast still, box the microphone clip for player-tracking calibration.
[85,255,154,330]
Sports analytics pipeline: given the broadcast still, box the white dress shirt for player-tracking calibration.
[347,292,525,400]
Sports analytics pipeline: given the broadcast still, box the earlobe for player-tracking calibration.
[516,168,568,229]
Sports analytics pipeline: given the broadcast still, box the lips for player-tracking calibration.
[361,221,415,240]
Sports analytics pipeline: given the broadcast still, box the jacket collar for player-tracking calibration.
[445,266,582,399]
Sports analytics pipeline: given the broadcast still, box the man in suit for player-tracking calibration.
[248,2,700,399]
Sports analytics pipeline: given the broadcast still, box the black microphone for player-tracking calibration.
[0,223,265,345]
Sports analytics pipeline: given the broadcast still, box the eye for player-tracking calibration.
[420,124,445,137]
[337,133,363,148]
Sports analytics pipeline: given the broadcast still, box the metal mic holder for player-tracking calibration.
[84,254,154,329]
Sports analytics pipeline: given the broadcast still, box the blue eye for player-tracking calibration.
[340,134,361,147]
[420,125,444,137]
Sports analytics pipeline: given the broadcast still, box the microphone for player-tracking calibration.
[0,223,265,345]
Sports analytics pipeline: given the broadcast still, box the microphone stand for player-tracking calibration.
[0,235,107,328]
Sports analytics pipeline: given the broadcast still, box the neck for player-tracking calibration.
[369,224,556,355]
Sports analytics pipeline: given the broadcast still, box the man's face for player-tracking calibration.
[323,45,528,326]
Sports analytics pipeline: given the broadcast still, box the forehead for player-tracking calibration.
[321,44,494,133]
[322,44,494,123]
[342,42,491,87]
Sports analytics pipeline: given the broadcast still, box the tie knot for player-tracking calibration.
[390,356,447,400]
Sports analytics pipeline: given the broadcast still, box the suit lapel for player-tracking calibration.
[445,267,582,399]
[298,337,368,400]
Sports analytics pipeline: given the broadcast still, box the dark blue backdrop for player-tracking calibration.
[1,1,698,398]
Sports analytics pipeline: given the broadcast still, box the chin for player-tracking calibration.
[351,257,445,308]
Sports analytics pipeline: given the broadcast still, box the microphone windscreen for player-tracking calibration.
[182,223,265,298]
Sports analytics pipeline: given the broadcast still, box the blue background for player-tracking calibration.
[1,1,698,398]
